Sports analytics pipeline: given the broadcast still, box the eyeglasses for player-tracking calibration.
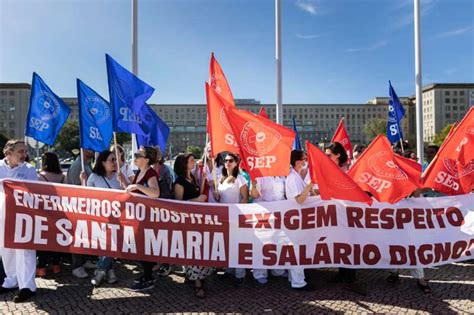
[134,153,146,159]
[224,159,235,163]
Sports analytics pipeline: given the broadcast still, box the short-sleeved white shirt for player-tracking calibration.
[254,176,286,202]
[217,174,247,203]
[285,167,307,200]
[0,159,37,181]
[87,173,122,190]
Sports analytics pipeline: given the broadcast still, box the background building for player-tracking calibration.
[1,83,473,155]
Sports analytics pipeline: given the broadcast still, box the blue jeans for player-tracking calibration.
[97,256,113,271]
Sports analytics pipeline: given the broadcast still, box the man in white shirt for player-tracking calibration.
[284,150,315,291]
[0,140,38,303]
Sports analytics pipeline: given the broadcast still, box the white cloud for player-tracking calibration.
[345,40,388,53]
[296,33,322,39]
[436,26,474,38]
[391,0,436,30]
[296,0,319,16]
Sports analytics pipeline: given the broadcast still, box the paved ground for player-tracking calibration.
[0,260,472,314]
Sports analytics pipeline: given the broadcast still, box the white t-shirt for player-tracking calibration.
[285,167,309,200]
[120,163,135,183]
[0,159,37,181]
[217,174,247,203]
[87,173,122,190]
[254,176,286,202]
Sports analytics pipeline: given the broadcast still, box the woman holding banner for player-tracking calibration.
[173,153,210,298]
[86,150,126,287]
[285,149,315,291]
[325,142,367,296]
[36,152,67,278]
[213,153,249,287]
[126,146,161,292]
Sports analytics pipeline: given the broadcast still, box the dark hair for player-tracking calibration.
[41,152,62,174]
[141,146,158,166]
[174,152,195,179]
[221,153,240,182]
[353,144,366,154]
[92,150,114,177]
[325,142,348,167]
[290,150,305,167]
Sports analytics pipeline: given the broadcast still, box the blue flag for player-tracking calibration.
[77,79,113,152]
[387,81,406,144]
[25,73,71,145]
[136,104,170,153]
[292,116,302,150]
[106,54,155,134]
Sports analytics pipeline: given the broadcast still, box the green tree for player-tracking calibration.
[363,118,387,142]
[115,133,131,146]
[55,120,80,156]
[433,123,454,147]
[186,145,202,158]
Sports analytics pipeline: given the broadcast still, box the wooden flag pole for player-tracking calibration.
[113,132,122,172]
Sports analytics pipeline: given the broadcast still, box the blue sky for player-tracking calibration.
[1,0,473,105]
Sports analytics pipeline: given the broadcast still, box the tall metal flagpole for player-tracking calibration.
[414,0,424,163]
[131,0,138,157]
[275,0,283,125]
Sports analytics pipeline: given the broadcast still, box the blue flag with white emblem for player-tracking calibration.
[77,79,113,152]
[25,73,71,145]
[292,116,302,150]
[106,54,155,135]
[136,104,170,153]
[387,80,406,144]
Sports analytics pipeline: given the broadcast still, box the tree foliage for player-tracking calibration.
[55,120,80,156]
[433,123,454,147]
[363,118,387,142]
[186,145,202,158]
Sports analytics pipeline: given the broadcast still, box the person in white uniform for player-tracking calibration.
[0,140,38,303]
[214,153,249,286]
[250,176,288,284]
[284,150,315,291]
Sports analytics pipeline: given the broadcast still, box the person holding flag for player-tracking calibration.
[387,81,406,149]
[284,150,315,291]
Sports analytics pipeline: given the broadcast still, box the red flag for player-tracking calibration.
[331,117,353,160]
[225,106,295,178]
[348,135,422,203]
[259,106,269,119]
[209,53,234,107]
[423,107,474,195]
[306,141,372,204]
[205,83,240,156]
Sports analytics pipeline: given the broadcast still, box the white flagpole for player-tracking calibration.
[275,0,283,125]
[414,0,424,163]
[131,0,138,157]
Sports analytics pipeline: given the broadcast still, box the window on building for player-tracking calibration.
[445,98,450,103]
[453,91,458,96]
[9,91,15,96]
[453,98,458,104]
[445,91,450,96]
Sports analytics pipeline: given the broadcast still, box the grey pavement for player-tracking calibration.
[0,260,473,314]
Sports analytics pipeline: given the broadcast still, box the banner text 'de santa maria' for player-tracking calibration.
[1,179,473,269]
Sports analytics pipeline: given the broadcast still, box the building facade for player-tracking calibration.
[2,82,473,155]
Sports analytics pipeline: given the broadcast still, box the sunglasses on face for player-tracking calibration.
[134,153,146,159]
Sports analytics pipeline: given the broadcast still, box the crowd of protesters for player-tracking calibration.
[0,137,455,302]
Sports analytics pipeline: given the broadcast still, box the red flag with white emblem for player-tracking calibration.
[348,135,422,203]
[331,117,353,160]
[224,106,295,178]
[209,53,234,107]
[306,141,372,204]
[422,107,474,195]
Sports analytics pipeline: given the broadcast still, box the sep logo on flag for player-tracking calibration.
[442,158,474,180]
[33,91,60,122]
[368,151,407,180]
[240,122,282,155]
[219,108,232,132]
[85,96,110,126]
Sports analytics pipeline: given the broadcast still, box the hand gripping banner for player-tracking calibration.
[0,179,473,269]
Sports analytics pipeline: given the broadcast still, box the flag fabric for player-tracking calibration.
[259,106,269,119]
[387,81,406,144]
[77,79,113,152]
[331,117,353,160]
[25,73,71,146]
[224,106,295,178]
[136,104,170,153]
[348,135,422,203]
[106,54,154,134]
[209,52,234,107]
[205,83,240,156]
[292,116,302,150]
[306,141,372,204]
[422,107,474,195]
